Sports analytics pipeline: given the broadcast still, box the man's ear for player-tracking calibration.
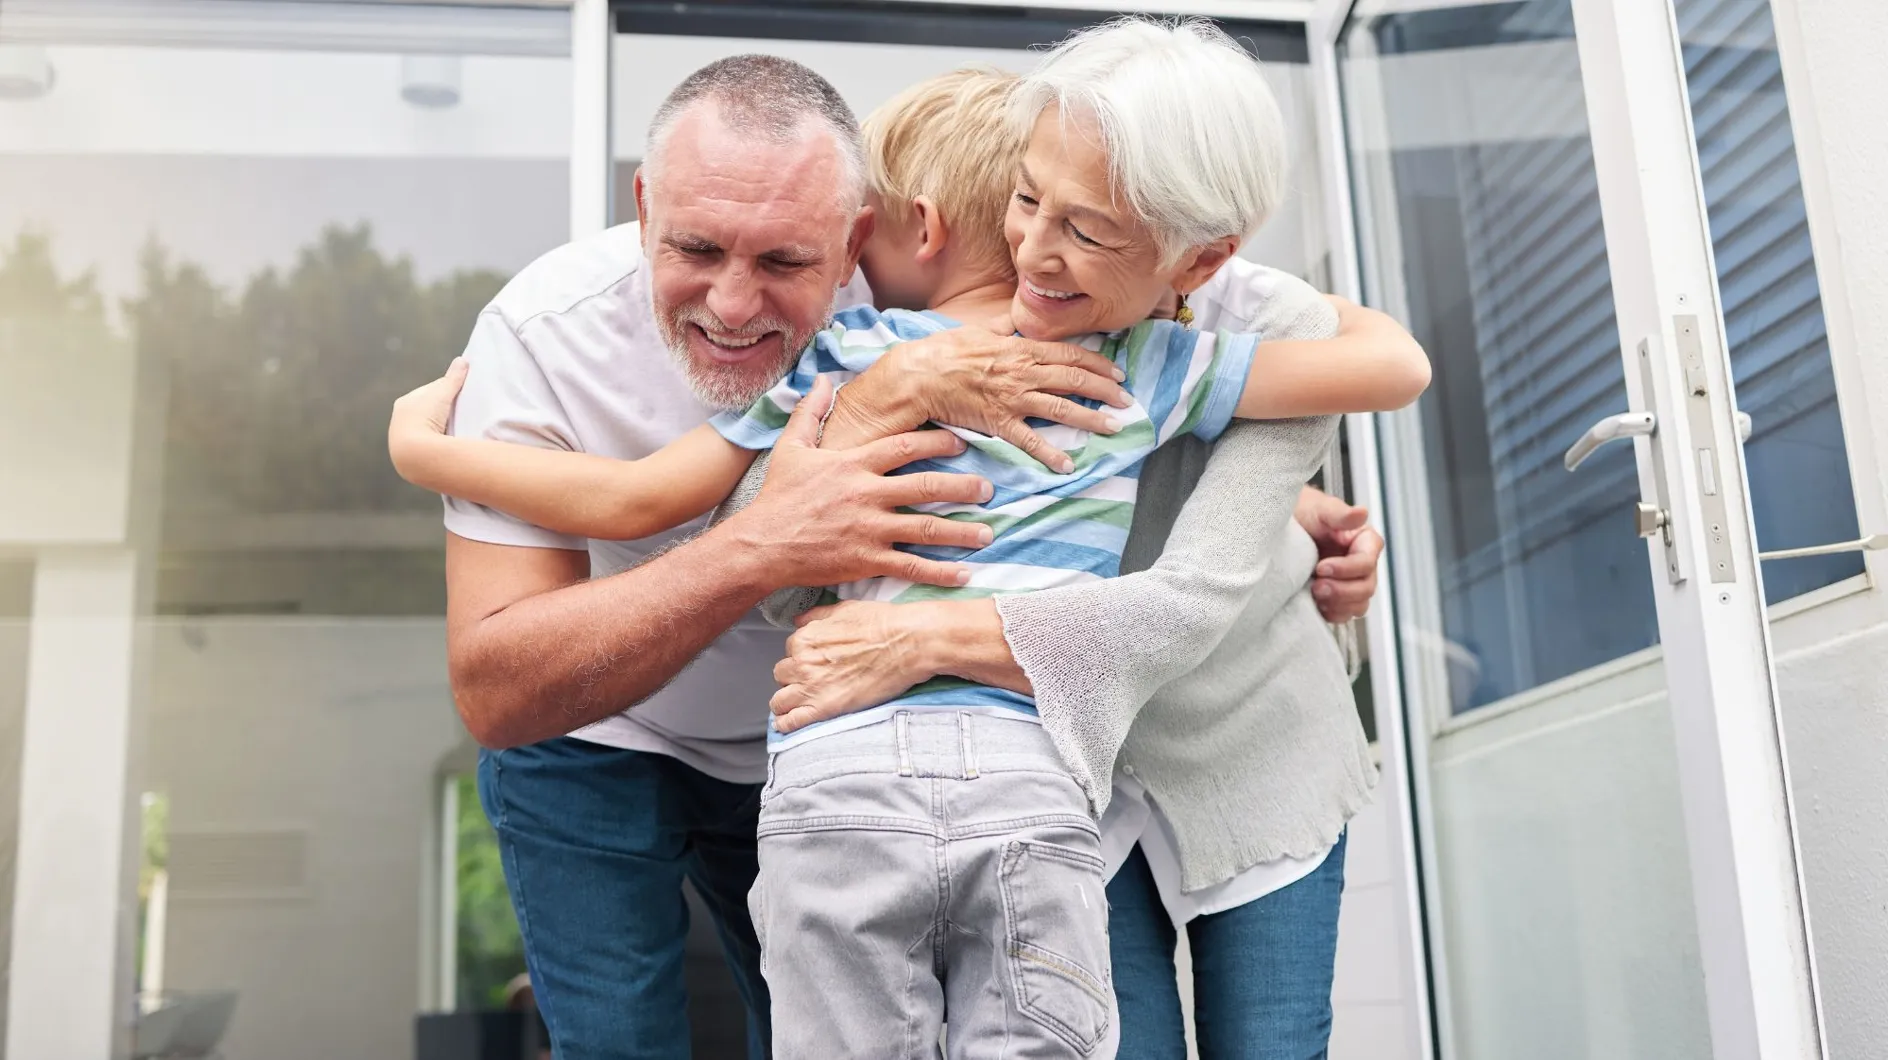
[633,167,654,231]
[842,203,877,280]
[1173,235,1242,295]
[911,195,948,265]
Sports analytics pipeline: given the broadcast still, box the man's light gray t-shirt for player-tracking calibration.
[444,222,867,783]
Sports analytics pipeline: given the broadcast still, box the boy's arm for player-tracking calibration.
[391,358,754,540]
[1230,295,1431,419]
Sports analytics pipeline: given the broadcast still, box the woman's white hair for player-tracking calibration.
[1011,17,1287,263]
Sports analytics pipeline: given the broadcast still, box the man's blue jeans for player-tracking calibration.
[1107,831,1348,1059]
[478,738,769,1060]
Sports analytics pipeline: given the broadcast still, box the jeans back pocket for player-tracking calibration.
[999,835,1113,1055]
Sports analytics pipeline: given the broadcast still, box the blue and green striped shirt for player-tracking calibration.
[710,305,1259,749]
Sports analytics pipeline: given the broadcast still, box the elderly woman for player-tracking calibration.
[762,20,1408,1059]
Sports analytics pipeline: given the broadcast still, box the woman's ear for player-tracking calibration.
[1172,235,1243,295]
[911,195,949,264]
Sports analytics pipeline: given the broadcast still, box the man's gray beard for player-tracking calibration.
[656,297,836,411]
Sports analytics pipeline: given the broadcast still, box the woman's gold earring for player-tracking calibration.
[1175,292,1195,327]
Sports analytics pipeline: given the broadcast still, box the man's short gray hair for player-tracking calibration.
[1011,17,1287,264]
[645,54,867,210]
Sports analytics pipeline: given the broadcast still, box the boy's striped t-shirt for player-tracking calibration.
[709,304,1260,750]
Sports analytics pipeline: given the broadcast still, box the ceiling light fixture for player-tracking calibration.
[400,54,461,109]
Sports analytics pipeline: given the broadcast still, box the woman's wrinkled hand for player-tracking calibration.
[769,601,940,735]
[835,329,1135,474]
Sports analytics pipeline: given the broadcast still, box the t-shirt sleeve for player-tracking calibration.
[1123,319,1260,445]
[440,309,587,551]
[708,307,899,450]
[708,334,826,451]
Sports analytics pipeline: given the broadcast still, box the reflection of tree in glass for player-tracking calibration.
[3,223,504,514]
[124,223,506,515]
[0,230,127,398]
[125,224,509,513]
[4,226,503,613]
[454,774,526,1010]
[0,229,108,326]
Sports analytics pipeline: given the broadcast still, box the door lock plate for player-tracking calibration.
[1674,315,1737,584]
[1637,339,1686,585]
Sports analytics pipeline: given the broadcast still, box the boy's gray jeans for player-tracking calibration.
[751,711,1118,1059]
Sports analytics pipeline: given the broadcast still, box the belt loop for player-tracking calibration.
[895,711,914,777]
[959,711,980,780]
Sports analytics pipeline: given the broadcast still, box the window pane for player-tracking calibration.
[1673,0,1862,599]
[0,12,568,1053]
[1341,1,1657,713]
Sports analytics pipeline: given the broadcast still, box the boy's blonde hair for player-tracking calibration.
[862,66,1023,274]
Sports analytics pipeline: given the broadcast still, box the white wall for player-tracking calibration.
[1329,795,1421,1060]
[145,618,462,1060]
[1772,597,1888,1059]
[0,47,572,160]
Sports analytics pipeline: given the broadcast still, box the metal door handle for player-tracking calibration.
[1564,411,1657,472]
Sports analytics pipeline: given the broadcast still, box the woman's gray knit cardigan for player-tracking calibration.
[723,263,1378,893]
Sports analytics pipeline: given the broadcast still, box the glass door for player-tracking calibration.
[1327,0,1826,1057]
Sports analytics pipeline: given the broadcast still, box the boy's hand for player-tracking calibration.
[1295,486,1383,623]
[391,356,469,439]
[388,356,469,481]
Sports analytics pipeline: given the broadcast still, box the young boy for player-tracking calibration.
[392,68,1418,1057]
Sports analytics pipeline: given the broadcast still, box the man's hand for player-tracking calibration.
[822,329,1134,474]
[1295,486,1383,623]
[723,376,997,590]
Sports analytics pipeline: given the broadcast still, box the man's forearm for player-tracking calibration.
[452,532,775,748]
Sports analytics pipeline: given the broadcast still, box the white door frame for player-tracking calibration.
[570,0,613,239]
[1305,6,1444,1060]
[1566,0,1824,1055]
[1316,0,1830,1057]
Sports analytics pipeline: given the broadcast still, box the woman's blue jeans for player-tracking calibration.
[1106,831,1347,1059]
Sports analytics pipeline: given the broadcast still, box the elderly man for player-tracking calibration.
[443,55,1382,1059]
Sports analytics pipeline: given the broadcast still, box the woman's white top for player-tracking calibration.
[1100,775,1333,926]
